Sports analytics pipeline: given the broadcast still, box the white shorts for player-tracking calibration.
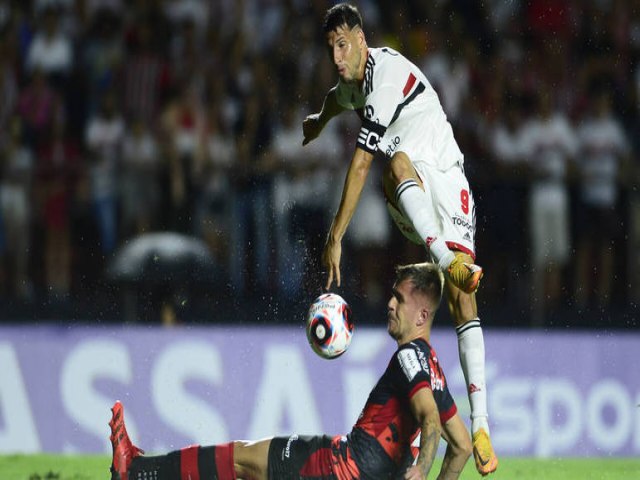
[530,183,569,267]
[386,161,476,258]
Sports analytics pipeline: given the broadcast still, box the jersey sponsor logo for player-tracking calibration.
[284,434,298,459]
[358,127,380,152]
[451,214,475,233]
[416,348,430,373]
[385,136,401,157]
[364,105,375,120]
[398,348,421,381]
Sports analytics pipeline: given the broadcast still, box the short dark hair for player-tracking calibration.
[323,3,363,33]
[394,263,444,309]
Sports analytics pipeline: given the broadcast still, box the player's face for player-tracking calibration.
[387,279,425,342]
[326,25,364,84]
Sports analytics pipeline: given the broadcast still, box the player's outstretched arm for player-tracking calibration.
[323,147,374,290]
[303,87,344,145]
[437,414,472,480]
[404,388,442,480]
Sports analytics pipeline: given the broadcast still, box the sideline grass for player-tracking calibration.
[1,455,639,479]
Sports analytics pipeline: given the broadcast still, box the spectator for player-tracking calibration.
[80,8,124,116]
[269,100,341,298]
[574,90,631,308]
[121,21,171,128]
[85,90,125,255]
[160,80,207,233]
[121,116,160,238]
[17,69,59,147]
[35,116,81,300]
[228,74,275,296]
[25,6,73,85]
[0,117,34,300]
[485,98,530,306]
[194,104,236,272]
[520,88,578,324]
[0,50,18,147]
[168,17,206,93]
[346,156,392,306]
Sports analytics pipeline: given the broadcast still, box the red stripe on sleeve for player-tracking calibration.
[408,380,431,399]
[180,445,200,480]
[403,73,416,96]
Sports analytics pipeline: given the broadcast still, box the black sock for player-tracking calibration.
[129,445,218,480]
[128,451,179,480]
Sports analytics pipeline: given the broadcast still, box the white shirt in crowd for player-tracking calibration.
[576,114,630,208]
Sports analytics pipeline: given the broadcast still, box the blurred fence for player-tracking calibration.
[0,325,638,457]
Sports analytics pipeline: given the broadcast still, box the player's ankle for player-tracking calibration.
[472,416,490,435]
[437,250,455,271]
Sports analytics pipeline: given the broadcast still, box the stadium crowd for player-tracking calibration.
[0,0,638,327]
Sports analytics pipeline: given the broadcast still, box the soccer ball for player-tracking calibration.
[306,293,353,359]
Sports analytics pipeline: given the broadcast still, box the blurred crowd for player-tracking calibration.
[0,0,639,327]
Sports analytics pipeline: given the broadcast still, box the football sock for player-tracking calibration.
[129,443,234,479]
[394,179,454,269]
[456,319,490,435]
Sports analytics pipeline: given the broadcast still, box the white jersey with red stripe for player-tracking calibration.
[335,46,463,171]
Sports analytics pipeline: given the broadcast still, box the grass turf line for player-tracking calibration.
[0,455,639,479]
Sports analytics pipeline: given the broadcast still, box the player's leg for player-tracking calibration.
[420,163,496,474]
[268,434,344,479]
[384,152,454,267]
[445,281,497,475]
[383,153,482,293]
[233,439,271,479]
[109,400,248,479]
[438,413,473,480]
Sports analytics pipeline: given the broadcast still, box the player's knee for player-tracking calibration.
[382,168,396,203]
[388,152,416,184]
[458,435,473,460]
[233,440,268,479]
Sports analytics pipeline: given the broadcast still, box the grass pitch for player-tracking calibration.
[0,455,639,479]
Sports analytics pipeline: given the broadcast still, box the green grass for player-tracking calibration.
[0,455,639,479]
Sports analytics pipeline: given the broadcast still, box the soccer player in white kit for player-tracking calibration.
[302,4,497,475]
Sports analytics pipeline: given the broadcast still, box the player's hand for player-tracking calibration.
[403,465,427,480]
[302,113,322,146]
[322,238,342,290]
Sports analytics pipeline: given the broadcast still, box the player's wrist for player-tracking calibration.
[327,227,343,244]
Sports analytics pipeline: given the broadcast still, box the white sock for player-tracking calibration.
[456,319,490,435]
[395,179,453,268]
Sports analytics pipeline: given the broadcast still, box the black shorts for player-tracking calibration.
[268,434,360,480]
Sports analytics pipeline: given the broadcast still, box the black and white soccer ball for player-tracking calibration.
[306,293,353,359]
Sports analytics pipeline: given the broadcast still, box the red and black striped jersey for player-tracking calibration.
[347,338,457,478]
